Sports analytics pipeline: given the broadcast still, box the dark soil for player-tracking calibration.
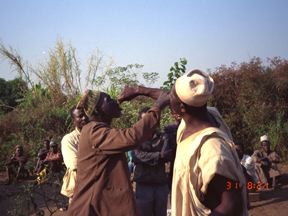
[1,164,288,216]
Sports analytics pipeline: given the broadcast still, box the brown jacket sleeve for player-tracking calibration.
[89,107,161,154]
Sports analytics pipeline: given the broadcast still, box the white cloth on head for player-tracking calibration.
[260,134,269,142]
[175,70,214,107]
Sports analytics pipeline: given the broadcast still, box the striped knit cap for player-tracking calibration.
[77,89,101,118]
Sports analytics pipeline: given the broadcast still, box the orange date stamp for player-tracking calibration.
[226,181,269,191]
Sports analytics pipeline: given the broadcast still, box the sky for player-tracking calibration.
[0,0,288,87]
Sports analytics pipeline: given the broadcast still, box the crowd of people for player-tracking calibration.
[235,135,281,189]
[4,69,282,216]
[5,139,63,184]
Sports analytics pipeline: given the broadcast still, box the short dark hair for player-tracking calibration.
[15,145,23,150]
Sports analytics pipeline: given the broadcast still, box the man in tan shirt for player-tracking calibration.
[169,70,247,216]
[114,81,244,216]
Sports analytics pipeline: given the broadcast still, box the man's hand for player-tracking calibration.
[118,85,167,104]
[154,92,170,109]
[117,85,140,104]
[206,175,243,216]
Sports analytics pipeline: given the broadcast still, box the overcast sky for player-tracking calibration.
[1,0,288,87]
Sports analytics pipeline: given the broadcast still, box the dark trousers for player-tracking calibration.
[135,183,169,216]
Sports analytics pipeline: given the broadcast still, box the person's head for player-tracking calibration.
[38,149,47,159]
[77,90,122,124]
[170,69,214,119]
[70,106,89,130]
[260,135,270,153]
[235,143,244,160]
[138,107,150,120]
[49,141,58,153]
[15,145,24,156]
[43,139,50,150]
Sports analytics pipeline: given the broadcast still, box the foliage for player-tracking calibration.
[33,41,82,98]
[0,77,28,113]
[1,38,288,169]
[0,40,165,168]
[0,40,110,167]
[210,57,288,159]
[93,63,159,90]
[162,57,187,91]
[0,43,33,87]
[95,63,165,129]
[142,72,159,85]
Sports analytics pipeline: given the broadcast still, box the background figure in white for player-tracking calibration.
[61,107,88,204]
[235,143,258,183]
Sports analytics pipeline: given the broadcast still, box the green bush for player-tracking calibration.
[210,57,288,159]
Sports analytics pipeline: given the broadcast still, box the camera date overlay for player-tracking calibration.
[226,181,269,191]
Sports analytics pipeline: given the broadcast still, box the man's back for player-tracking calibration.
[172,126,248,216]
[133,132,167,184]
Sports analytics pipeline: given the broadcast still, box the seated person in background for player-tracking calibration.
[34,149,48,175]
[252,135,281,187]
[235,143,258,184]
[132,107,173,216]
[44,141,63,174]
[5,145,28,183]
[34,139,50,174]
[39,139,50,157]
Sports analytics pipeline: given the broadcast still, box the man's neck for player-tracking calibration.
[183,114,215,133]
[90,116,112,125]
[263,149,271,154]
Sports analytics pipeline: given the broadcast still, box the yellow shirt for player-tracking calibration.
[171,121,248,216]
[61,128,80,170]
[60,128,80,197]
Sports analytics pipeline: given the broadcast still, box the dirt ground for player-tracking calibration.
[1,164,288,216]
[248,163,288,216]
